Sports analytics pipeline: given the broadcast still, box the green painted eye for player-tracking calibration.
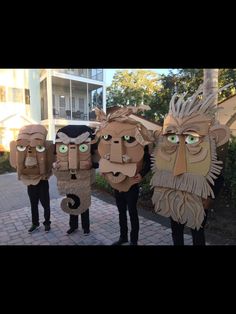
[36,145,45,152]
[16,145,26,152]
[124,135,130,141]
[123,135,135,143]
[79,144,88,152]
[185,135,199,144]
[59,144,68,153]
[102,135,112,141]
[167,135,179,144]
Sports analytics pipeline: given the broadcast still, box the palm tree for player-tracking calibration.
[203,69,219,105]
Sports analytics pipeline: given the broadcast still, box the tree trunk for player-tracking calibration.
[203,69,219,106]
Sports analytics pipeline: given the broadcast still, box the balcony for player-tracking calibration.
[54,69,103,82]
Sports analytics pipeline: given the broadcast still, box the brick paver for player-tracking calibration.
[0,195,193,245]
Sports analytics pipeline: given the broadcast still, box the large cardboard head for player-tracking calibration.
[53,125,97,215]
[95,106,154,192]
[9,124,55,186]
[151,85,230,229]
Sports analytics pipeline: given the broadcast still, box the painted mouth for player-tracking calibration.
[106,172,126,183]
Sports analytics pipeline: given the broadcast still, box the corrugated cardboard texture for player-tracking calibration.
[9,125,54,186]
[152,187,205,230]
[53,169,93,215]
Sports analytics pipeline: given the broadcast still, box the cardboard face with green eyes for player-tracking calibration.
[53,125,96,215]
[155,114,214,177]
[9,124,54,185]
[97,120,151,192]
[55,141,92,172]
[151,86,230,230]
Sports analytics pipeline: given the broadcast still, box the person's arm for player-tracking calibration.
[92,161,99,169]
[91,142,99,169]
[139,146,151,178]
[133,146,151,184]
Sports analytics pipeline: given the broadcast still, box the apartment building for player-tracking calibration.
[0,69,106,150]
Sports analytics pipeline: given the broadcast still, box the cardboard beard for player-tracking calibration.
[151,85,230,230]
[9,124,55,185]
[53,125,96,215]
[95,107,154,192]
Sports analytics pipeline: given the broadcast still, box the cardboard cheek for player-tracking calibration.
[126,145,144,163]
[186,143,211,176]
[79,151,91,161]
[98,142,110,158]
[156,148,176,172]
[56,150,69,170]
[16,150,27,174]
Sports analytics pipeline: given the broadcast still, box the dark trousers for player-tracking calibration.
[170,210,208,246]
[114,184,140,244]
[27,180,51,226]
[69,209,90,231]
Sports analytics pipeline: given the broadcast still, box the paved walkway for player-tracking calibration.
[0,197,193,246]
[0,173,194,245]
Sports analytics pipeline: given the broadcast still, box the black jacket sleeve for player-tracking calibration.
[91,142,99,169]
[139,145,151,178]
[92,162,99,169]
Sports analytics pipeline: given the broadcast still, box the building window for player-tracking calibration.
[0,86,6,102]
[79,98,84,112]
[8,87,24,103]
[59,96,66,107]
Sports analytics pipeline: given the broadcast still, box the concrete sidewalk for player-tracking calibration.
[0,195,193,245]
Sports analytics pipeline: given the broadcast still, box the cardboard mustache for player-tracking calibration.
[99,158,137,177]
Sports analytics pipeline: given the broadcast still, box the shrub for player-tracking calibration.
[224,136,236,207]
[94,171,153,200]
[94,173,114,195]
[0,152,15,174]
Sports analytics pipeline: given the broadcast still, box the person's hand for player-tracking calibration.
[202,197,214,210]
[53,160,61,169]
[133,173,142,184]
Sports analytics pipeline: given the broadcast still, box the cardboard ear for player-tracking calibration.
[9,141,17,168]
[154,128,161,140]
[210,124,230,147]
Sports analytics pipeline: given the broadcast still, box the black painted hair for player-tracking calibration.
[56,125,95,140]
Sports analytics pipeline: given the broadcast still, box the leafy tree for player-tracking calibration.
[106,70,161,108]
[106,68,236,125]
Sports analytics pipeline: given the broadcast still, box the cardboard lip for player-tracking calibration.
[106,172,126,183]
[99,158,137,177]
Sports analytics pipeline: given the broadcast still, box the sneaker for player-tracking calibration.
[28,225,39,233]
[45,225,51,233]
[111,238,129,245]
[83,229,90,236]
[66,228,78,235]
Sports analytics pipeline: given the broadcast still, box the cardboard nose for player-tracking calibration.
[68,144,78,169]
[110,138,123,163]
[173,136,187,176]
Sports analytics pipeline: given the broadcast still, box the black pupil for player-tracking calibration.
[123,136,135,143]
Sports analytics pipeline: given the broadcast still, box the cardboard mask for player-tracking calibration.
[9,124,55,186]
[53,125,97,215]
[151,85,230,230]
[95,106,154,192]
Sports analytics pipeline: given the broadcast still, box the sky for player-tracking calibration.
[105,69,174,86]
